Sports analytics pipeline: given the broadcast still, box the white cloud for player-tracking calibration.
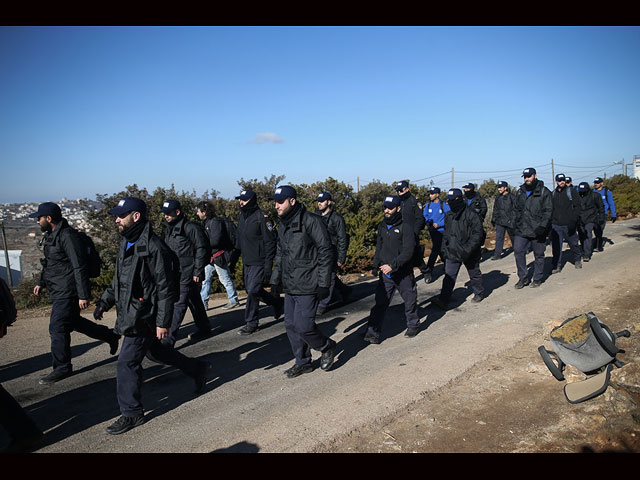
[249,132,284,144]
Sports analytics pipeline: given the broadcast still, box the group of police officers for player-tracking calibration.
[19,166,618,439]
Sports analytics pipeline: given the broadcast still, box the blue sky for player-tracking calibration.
[1,26,638,203]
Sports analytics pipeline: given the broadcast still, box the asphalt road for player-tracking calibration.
[2,218,639,452]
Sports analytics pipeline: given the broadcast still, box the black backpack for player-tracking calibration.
[222,217,238,250]
[75,230,102,278]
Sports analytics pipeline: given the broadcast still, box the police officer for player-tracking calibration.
[491,181,515,260]
[577,181,605,262]
[422,187,449,284]
[30,202,120,385]
[462,183,488,222]
[364,195,420,343]
[195,201,240,310]
[269,185,336,377]
[160,199,212,345]
[93,197,211,435]
[565,176,577,193]
[235,189,283,335]
[395,180,429,276]
[512,167,553,288]
[315,191,351,315]
[550,174,582,273]
[431,189,485,309]
[592,177,617,252]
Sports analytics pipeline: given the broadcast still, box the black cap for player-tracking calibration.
[270,185,297,202]
[522,167,536,177]
[447,188,463,200]
[316,192,332,201]
[578,182,590,191]
[235,189,256,201]
[395,180,409,191]
[555,173,566,182]
[428,187,441,194]
[160,199,182,213]
[497,181,508,188]
[107,197,147,216]
[383,195,401,208]
[462,183,475,190]
[28,202,61,219]
[565,176,572,183]
[594,177,604,184]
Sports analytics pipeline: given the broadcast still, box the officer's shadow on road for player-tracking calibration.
[622,223,640,240]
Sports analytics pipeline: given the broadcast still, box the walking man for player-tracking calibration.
[365,195,420,343]
[269,185,337,377]
[577,182,605,262]
[550,174,582,273]
[491,181,515,260]
[395,180,429,276]
[235,189,283,335]
[422,186,449,283]
[160,199,212,345]
[592,177,617,252]
[431,189,485,309]
[30,202,119,385]
[196,201,240,310]
[512,167,553,288]
[463,183,488,222]
[315,191,351,315]
[93,197,210,435]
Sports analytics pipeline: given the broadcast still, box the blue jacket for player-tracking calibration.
[423,200,450,232]
[594,187,616,218]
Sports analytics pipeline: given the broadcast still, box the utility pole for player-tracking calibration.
[551,158,555,186]
[1,221,12,288]
[451,168,454,189]
[357,176,359,194]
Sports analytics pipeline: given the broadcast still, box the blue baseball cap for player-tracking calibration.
[107,197,147,216]
[235,189,256,201]
[395,180,409,191]
[555,173,566,182]
[428,187,441,194]
[594,177,604,184]
[160,199,182,213]
[462,183,475,190]
[497,181,509,188]
[29,202,62,218]
[522,167,536,177]
[316,192,332,201]
[271,185,297,202]
[565,176,572,182]
[383,196,401,208]
[447,188,463,200]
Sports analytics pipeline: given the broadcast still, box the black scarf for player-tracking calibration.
[280,201,302,226]
[449,197,466,213]
[240,197,259,219]
[384,210,402,226]
[122,219,146,243]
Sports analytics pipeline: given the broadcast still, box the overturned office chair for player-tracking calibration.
[538,312,630,404]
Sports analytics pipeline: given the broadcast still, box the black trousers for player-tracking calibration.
[425,230,444,272]
[117,335,200,417]
[494,224,513,257]
[367,271,419,337]
[513,235,547,282]
[243,264,279,328]
[167,282,211,345]
[593,220,606,250]
[284,294,331,366]
[440,259,484,301]
[550,224,581,268]
[578,222,595,259]
[49,297,119,373]
[317,270,350,309]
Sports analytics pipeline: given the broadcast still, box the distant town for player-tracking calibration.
[1,198,103,286]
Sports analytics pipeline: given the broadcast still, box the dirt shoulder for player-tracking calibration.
[315,264,640,453]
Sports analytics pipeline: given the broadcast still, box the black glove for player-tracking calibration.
[316,287,330,301]
[611,217,617,223]
[534,226,547,238]
[270,283,282,296]
[93,304,105,321]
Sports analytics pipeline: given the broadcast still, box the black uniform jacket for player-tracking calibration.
[163,215,210,284]
[316,209,349,266]
[551,186,581,229]
[400,194,426,237]
[37,218,90,301]
[236,207,277,268]
[442,204,485,265]
[579,190,605,225]
[372,215,416,276]
[513,180,553,239]
[270,206,333,295]
[99,221,179,337]
[491,192,515,228]
[467,193,488,222]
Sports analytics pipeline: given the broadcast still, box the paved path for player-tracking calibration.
[1,218,638,452]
